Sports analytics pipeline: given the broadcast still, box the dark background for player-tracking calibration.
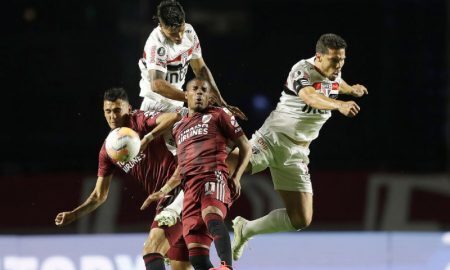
[2,0,448,233]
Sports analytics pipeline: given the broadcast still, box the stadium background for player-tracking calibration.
[1,0,449,268]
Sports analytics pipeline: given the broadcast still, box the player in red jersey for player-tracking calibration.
[54,88,192,270]
[172,78,251,270]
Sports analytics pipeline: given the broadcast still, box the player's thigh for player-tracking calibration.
[248,131,273,174]
[143,227,170,255]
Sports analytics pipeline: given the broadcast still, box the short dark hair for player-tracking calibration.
[186,78,210,90]
[316,33,347,54]
[104,88,129,102]
[156,0,185,28]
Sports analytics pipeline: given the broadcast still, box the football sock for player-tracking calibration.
[243,208,296,238]
[143,253,165,270]
[189,247,213,270]
[205,213,232,267]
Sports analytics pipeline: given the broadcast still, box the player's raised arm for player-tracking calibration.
[190,58,248,120]
[140,112,181,152]
[55,175,112,226]
[339,79,368,97]
[149,69,186,101]
[299,87,360,117]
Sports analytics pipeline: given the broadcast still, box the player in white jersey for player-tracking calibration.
[138,0,246,120]
[230,33,368,260]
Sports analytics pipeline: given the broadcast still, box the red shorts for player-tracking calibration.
[182,171,231,246]
[151,212,188,261]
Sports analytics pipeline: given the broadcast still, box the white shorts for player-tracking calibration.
[140,97,189,117]
[250,124,313,193]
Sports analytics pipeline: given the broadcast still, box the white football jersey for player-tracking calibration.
[270,57,342,143]
[138,23,202,107]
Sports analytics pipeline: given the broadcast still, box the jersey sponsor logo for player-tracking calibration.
[301,104,328,115]
[256,137,268,151]
[157,47,166,56]
[117,153,146,173]
[177,123,209,144]
[202,114,212,123]
[149,45,157,63]
[165,62,189,84]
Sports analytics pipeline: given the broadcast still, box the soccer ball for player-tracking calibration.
[105,127,141,162]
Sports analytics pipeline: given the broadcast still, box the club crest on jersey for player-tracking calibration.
[157,47,166,56]
[322,83,332,96]
[181,51,188,65]
[202,114,212,123]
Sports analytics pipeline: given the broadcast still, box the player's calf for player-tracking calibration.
[204,213,232,267]
[143,253,166,270]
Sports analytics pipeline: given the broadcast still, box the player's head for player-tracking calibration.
[315,33,347,80]
[186,78,211,112]
[156,0,185,44]
[103,88,132,129]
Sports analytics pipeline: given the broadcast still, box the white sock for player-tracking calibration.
[165,190,184,215]
[243,208,296,238]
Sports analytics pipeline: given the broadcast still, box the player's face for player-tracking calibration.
[160,22,185,45]
[316,48,346,80]
[103,99,131,129]
[186,80,211,111]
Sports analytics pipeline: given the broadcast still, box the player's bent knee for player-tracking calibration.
[288,212,312,230]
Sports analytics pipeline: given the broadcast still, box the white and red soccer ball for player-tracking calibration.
[105,127,141,162]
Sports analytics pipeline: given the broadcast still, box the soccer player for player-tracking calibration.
[230,33,368,260]
[54,88,191,270]
[138,0,246,120]
[171,78,251,270]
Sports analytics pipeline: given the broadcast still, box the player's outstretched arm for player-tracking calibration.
[339,79,368,97]
[140,112,181,152]
[299,87,361,117]
[229,135,252,200]
[55,175,112,226]
[149,69,186,101]
[190,58,248,120]
[140,166,182,210]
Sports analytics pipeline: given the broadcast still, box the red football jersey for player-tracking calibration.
[173,107,244,177]
[98,110,177,195]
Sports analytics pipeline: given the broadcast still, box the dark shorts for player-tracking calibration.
[182,172,231,246]
[151,211,188,261]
